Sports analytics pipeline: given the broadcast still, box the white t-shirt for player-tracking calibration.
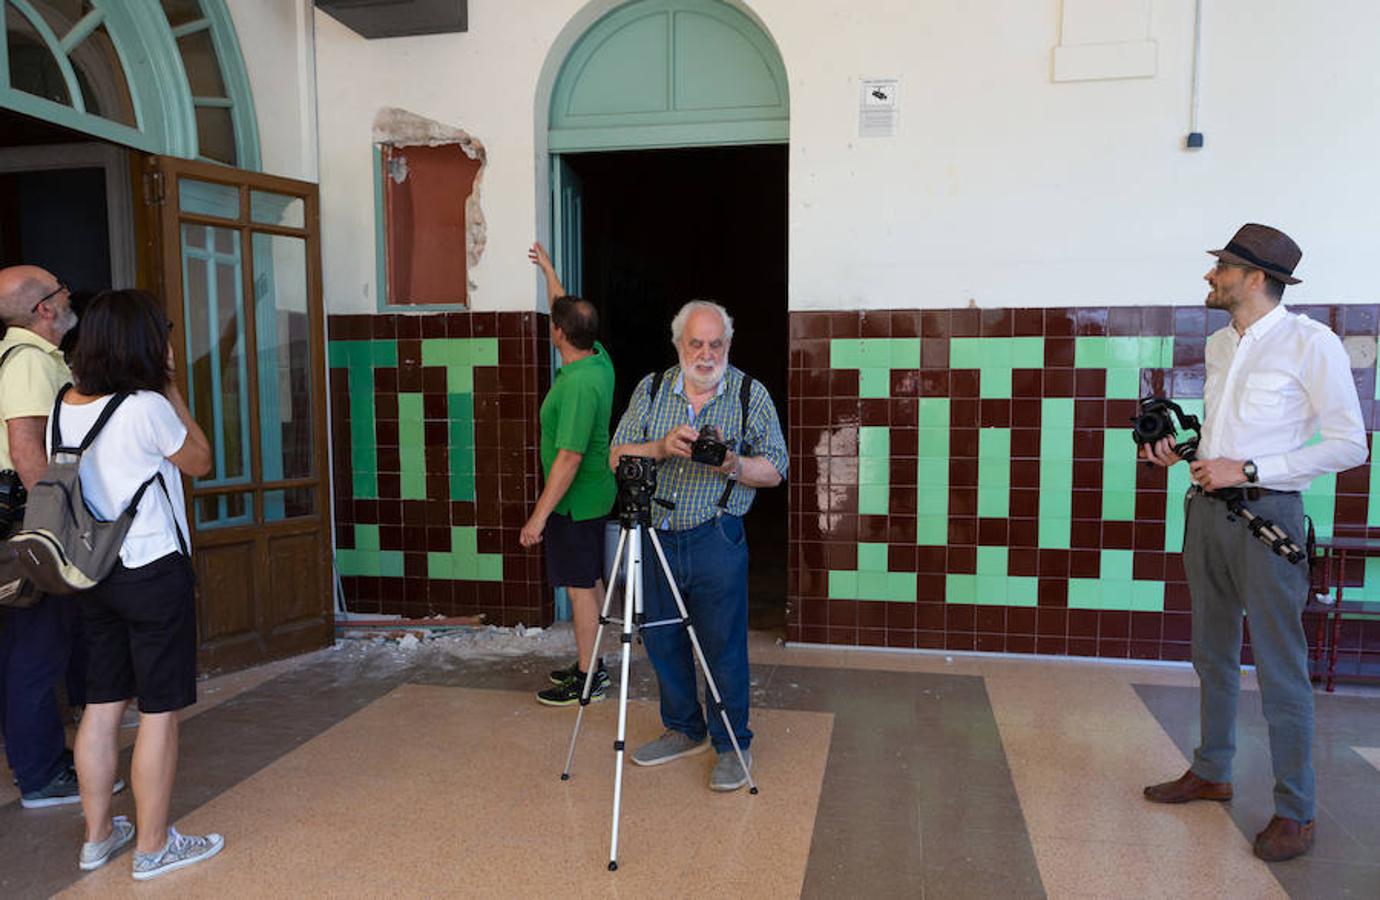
[47,391,191,569]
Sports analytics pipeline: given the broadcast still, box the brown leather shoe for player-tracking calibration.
[1253,816,1315,862]
[1143,769,1233,804]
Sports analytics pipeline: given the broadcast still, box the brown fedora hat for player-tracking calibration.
[1208,223,1302,285]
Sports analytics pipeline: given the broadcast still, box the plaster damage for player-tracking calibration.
[814,425,858,536]
[373,107,487,295]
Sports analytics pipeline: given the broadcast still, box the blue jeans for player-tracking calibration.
[640,515,751,753]
[0,595,76,793]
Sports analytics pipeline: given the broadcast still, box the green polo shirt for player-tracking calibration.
[540,341,616,520]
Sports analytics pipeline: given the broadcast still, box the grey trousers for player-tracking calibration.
[1182,488,1315,822]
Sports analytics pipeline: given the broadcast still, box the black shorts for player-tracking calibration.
[545,513,608,589]
[81,552,198,714]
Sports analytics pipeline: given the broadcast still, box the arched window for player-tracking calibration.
[1,0,259,169]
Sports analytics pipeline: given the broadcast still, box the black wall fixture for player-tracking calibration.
[316,0,467,39]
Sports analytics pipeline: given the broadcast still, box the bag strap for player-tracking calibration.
[639,368,670,441]
[715,373,755,512]
[121,470,189,557]
[50,390,133,455]
[0,343,40,370]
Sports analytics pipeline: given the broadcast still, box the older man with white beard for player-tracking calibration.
[608,300,787,792]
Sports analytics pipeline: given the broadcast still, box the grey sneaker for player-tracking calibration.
[710,749,753,791]
[80,816,135,871]
[21,766,125,809]
[631,729,709,766]
[131,828,224,881]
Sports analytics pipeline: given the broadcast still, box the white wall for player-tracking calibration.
[314,0,1380,315]
[226,0,319,182]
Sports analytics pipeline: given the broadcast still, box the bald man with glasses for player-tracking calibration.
[0,264,122,810]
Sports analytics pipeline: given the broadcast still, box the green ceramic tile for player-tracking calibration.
[859,426,890,458]
[1106,336,1140,368]
[1101,549,1134,582]
[980,367,1013,400]
[858,367,889,398]
[949,338,983,370]
[1007,576,1039,607]
[1304,472,1336,539]
[352,471,376,499]
[1040,516,1070,549]
[355,523,380,551]
[946,573,977,604]
[1105,367,1141,399]
[980,340,1012,369]
[974,574,1008,605]
[470,338,499,367]
[980,429,1011,459]
[918,428,950,459]
[857,542,889,571]
[917,515,948,544]
[370,340,397,367]
[887,572,917,603]
[858,458,889,485]
[477,555,504,582]
[1067,579,1102,610]
[918,458,949,485]
[976,546,1008,575]
[918,398,950,429]
[829,338,862,369]
[1074,337,1107,369]
[428,552,453,579]
[857,571,889,600]
[829,570,857,599]
[1011,337,1044,368]
[858,483,889,515]
[401,471,427,500]
[1132,580,1164,612]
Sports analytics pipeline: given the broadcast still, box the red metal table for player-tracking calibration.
[1308,536,1380,692]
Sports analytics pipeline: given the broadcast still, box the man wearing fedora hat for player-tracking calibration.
[1138,224,1368,861]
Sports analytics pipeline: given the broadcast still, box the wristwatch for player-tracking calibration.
[1242,460,1258,484]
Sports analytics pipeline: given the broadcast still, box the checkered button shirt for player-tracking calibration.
[612,365,787,531]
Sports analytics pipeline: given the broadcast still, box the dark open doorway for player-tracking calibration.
[560,145,789,630]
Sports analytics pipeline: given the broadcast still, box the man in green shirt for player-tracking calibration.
[523,244,617,706]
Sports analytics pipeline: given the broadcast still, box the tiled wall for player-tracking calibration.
[327,312,551,626]
[786,306,1380,677]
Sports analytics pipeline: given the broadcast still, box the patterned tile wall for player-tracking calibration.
[327,312,551,626]
[786,306,1380,678]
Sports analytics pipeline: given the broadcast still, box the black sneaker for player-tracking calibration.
[537,667,611,706]
[548,658,604,685]
[21,766,125,809]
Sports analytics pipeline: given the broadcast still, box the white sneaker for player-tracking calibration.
[131,828,224,881]
[80,816,135,870]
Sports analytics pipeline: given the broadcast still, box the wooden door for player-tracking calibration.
[147,156,331,672]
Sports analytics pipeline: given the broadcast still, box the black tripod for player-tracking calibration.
[559,458,756,871]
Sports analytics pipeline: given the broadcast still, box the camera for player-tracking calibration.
[1130,397,1201,461]
[0,469,26,538]
[690,425,729,467]
[615,455,658,521]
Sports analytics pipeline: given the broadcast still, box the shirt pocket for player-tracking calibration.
[1238,371,1295,422]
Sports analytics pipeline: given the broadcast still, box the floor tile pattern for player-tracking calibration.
[1137,683,1380,898]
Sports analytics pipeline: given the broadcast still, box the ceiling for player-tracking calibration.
[315,0,467,39]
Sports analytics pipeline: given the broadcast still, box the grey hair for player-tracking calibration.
[670,299,734,346]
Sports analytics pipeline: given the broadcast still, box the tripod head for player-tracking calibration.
[614,455,657,528]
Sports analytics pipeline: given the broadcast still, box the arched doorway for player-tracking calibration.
[544,0,791,629]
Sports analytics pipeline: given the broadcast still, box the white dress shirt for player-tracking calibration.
[1198,303,1368,491]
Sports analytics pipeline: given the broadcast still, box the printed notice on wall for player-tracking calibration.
[859,78,899,137]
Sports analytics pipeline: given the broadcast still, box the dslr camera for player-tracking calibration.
[690,425,729,467]
[615,455,658,520]
[1130,397,1201,462]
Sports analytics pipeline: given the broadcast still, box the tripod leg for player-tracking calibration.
[608,526,640,871]
[561,527,628,780]
[644,529,758,795]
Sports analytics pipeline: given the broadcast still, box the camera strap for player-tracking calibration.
[716,374,754,513]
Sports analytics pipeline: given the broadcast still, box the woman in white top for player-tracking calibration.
[61,290,220,880]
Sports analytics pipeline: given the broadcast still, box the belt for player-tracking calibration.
[1192,485,1299,502]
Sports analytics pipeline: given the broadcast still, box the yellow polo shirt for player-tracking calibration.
[0,328,71,471]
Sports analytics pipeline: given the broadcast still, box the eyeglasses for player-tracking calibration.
[30,281,68,315]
